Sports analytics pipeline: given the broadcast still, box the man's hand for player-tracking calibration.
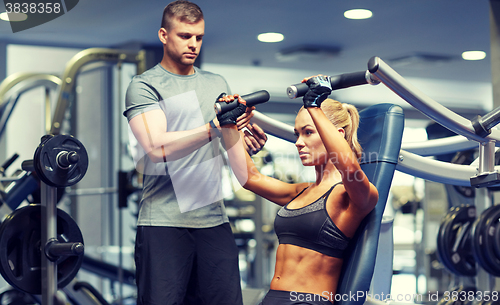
[242,123,267,155]
[236,105,254,130]
[216,94,255,130]
[216,94,247,126]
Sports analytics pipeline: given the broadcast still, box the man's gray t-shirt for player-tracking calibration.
[124,64,230,228]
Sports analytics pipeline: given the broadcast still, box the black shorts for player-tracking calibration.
[260,290,333,305]
[134,224,243,305]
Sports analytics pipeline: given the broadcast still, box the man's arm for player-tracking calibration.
[128,109,214,163]
[241,123,267,155]
[125,77,266,163]
[125,79,218,163]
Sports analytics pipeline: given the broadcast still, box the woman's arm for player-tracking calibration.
[219,97,307,206]
[307,107,378,211]
[303,76,378,212]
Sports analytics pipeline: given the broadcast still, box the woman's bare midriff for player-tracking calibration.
[270,244,342,303]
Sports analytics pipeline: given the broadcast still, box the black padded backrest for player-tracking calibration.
[336,103,404,305]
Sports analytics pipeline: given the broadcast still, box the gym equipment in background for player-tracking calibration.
[0,133,90,305]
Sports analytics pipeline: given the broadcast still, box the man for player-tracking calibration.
[123,1,267,304]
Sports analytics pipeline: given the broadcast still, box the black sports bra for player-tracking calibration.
[274,182,350,258]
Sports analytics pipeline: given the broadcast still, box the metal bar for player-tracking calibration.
[479,141,496,173]
[253,110,479,157]
[65,187,117,196]
[250,111,295,142]
[41,183,58,305]
[368,56,500,143]
[251,110,490,186]
[0,73,60,104]
[45,87,51,134]
[50,48,146,135]
[401,135,478,156]
[396,150,479,186]
[0,171,26,183]
[480,106,500,130]
[0,74,60,139]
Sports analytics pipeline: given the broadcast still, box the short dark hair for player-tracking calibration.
[161,0,204,31]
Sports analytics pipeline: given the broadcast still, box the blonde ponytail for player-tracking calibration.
[320,99,363,159]
[343,103,362,159]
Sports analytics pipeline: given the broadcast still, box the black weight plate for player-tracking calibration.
[437,207,464,274]
[471,205,500,276]
[437,208,459,273]
[33,134,88,187]
[0,204,84,294]
[493,221,500,259]
[476,205,500,276]
[33,135,54,187]
[437,208,458,272]
[451,206,477,276]
[438,207,475,275]
[483,208,500,269]
[436,205,476,276]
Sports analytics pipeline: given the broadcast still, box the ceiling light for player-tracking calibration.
[0,12,27,22]
[462,51,486,61]
[344,9,373,20]
[257,32,284,43]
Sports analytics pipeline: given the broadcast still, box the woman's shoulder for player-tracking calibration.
[294,182,313,194]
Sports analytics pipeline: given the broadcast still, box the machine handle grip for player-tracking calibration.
[286,71,378,99]
[214,90,270,114]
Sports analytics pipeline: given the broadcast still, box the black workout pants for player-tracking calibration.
[134,224,243,305]
[260,290,333,305]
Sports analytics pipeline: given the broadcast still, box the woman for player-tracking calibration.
[217,75,379,305]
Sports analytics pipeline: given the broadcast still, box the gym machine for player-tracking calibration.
[0,73,63,213]
[0,72,61,138]
[46,48,145,303]
[250,56,500,304]
[49,48,146,135]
